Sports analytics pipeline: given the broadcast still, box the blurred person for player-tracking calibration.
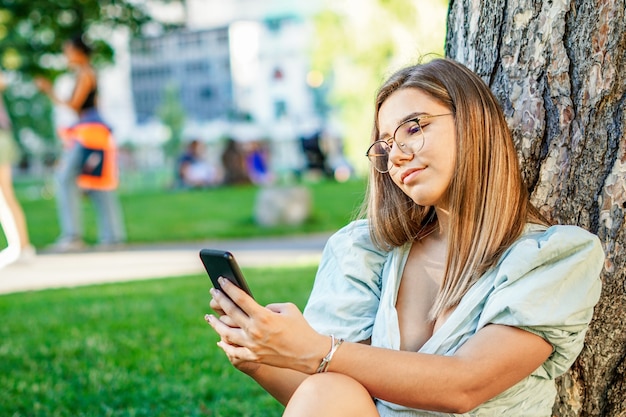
[321,128,354,182]
[300,130,333,179]
[0,72,35,269]
[221,138,250,186]
[175,139,218,189]
[36,34,126,251]
[245,140,272,185]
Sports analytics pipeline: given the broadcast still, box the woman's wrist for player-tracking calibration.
[315,334,345,373]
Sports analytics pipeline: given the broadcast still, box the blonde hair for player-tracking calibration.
[362,58,550,320]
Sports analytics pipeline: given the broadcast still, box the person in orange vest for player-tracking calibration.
[36,34,125,251]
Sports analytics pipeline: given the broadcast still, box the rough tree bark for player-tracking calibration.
[445,0,625,415]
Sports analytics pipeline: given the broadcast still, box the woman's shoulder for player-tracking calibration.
[483,224,604,378]
[517,223,602,254]
[327,219,386,252]
[523,222,596,236]
[76,66,97,84]
[331,219,371,238]
[496,223,604,284]
[320,219,391,270]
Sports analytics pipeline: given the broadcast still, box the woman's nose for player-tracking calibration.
[388,142,414,168]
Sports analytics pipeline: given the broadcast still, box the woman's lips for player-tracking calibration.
[401,167,425,184]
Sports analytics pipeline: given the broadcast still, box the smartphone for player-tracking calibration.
[199,249,253,298]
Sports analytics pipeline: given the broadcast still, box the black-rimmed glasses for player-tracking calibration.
[366,113,452,173]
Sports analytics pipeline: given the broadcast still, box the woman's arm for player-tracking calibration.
[243,364,308,406]
[328,324,551,413]
[208,278,552,414]
[35,68,95,113]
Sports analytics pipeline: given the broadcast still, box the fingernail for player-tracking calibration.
[204,314,212,322]
[218,277,227,285]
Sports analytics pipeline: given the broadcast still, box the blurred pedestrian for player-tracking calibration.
[221,138,250,186]
[36,34,126,251]
[175,139,218,188]
[0,72,35,269]
[245,140,272,185]
[300,130,333,179]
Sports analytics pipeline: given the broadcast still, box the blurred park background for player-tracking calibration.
[1,1,450,415]
[0,0,448,248]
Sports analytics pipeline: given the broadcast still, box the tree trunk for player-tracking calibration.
[445,0,626,416]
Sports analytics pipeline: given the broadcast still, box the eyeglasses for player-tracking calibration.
[366,113,453,173]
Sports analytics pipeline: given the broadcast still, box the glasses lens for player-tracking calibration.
[395,119,425,154]
[367,140,391,173]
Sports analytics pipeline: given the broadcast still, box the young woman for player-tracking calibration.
[205,58,604,416]
[0,72,34,269]
[36,35,125,251]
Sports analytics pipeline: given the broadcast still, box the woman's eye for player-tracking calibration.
[407,122,423,136]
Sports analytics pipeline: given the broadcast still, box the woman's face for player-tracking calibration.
[377,88,456,208]
[62,43,83,65]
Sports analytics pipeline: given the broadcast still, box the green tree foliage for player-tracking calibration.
[0,1,152,76]
[0,0,156,153]
[311,0,449,172]
[157,82,185,159]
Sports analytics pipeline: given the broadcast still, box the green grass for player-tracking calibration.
[4,179,366,248]
[0,265,318,416]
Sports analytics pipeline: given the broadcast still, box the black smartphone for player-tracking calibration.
[199,249,253,298]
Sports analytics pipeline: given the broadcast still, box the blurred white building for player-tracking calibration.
[129,27,233,123]
[110,0,327,176]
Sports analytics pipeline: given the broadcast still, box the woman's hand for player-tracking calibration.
[209,296,239,328]
[208,290,260,374]
[205,277,330,375]
[34,77,53,94]
[34,77,52,92]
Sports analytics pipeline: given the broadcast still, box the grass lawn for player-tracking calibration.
[3,178,366,248]
[0,265,318,416]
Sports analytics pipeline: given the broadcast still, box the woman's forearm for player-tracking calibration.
[324,325,552,413]
[246,364,308,406]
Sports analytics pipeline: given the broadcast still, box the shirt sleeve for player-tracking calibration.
[303,220,389,342]
[478,225,604,379]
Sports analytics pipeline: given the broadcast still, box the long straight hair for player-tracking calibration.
[362,58,550,320]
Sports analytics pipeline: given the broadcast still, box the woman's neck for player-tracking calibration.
[434,207,450,241]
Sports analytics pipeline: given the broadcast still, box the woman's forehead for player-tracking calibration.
[378,89,444,131]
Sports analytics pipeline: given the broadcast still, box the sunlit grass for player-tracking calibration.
[0,265,317,416]
[2,178,366,248]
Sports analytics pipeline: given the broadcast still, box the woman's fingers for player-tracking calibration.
[209,295,240,327]
[34,77,52,92]
[209,297,224,313]
[210,286,245,319]
[218,315,238,327]
[214,277,264,319]
[205,313,250,351]
[217,340,258,362]
[208,280,329,372]
[205,315,257,365]
[209,298,226,317]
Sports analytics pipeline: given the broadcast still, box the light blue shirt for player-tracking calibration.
[304,220,604,416]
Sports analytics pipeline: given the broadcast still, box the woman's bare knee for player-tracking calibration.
[283,373,379,417]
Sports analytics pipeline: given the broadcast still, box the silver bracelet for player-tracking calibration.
[315,334,344,373]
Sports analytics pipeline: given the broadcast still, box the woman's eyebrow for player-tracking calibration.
[397,111,427,125]
[378,111,427,141]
